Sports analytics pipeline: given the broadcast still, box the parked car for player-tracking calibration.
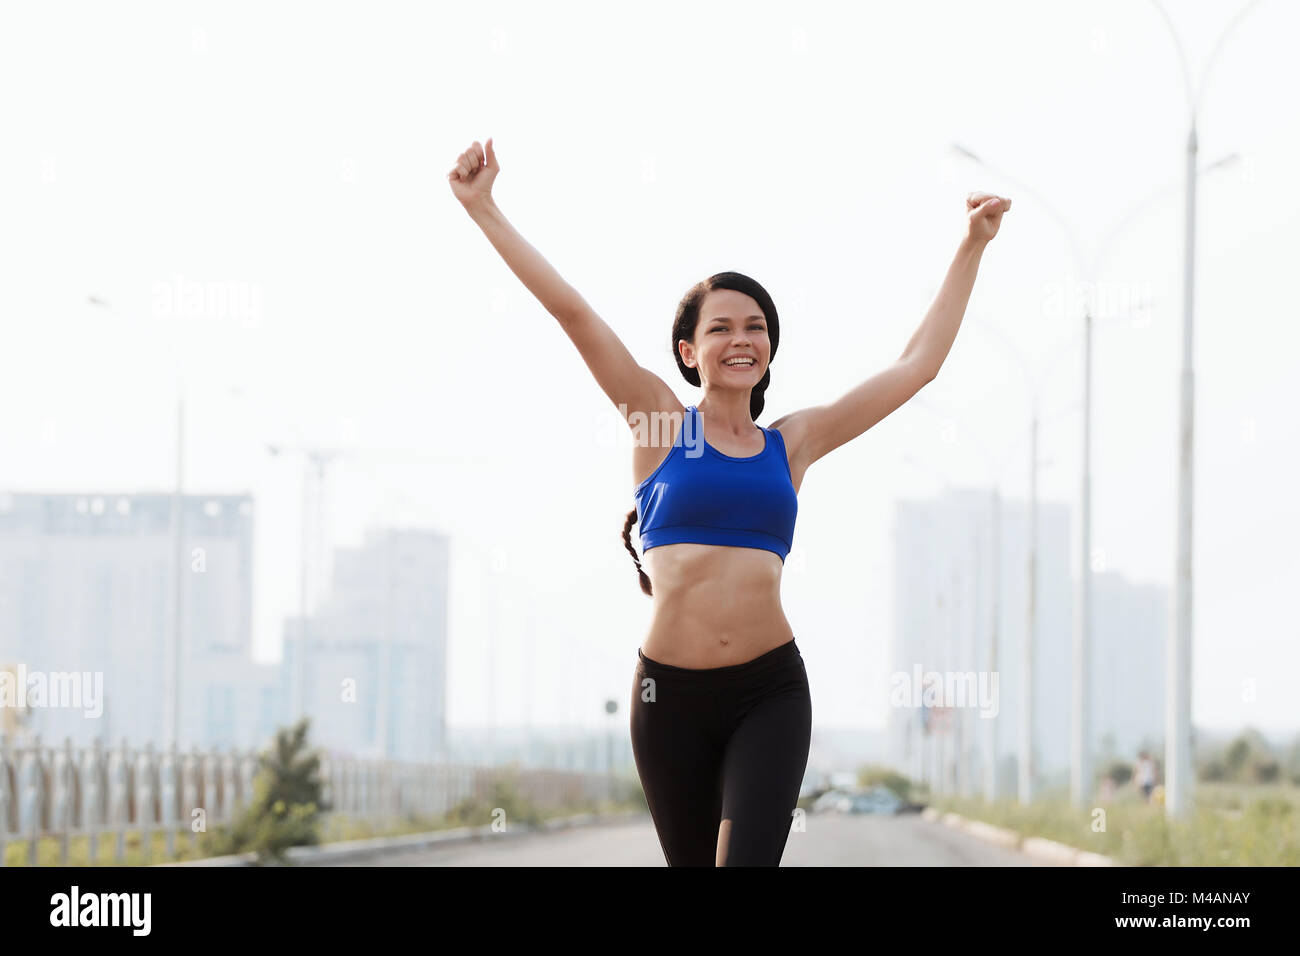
[812,785,907,815]
[848,786,902,815]
[811,788,855,813]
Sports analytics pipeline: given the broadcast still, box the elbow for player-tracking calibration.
[899,349,939,384]
[911,357,940,385]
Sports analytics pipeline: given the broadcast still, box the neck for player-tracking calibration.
[697,389,756,434]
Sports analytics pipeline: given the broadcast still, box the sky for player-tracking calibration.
[2,0,1297,737]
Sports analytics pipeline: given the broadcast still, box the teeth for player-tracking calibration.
[724,358,754,366]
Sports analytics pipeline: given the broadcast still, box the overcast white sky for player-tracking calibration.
[2,0,1297,737]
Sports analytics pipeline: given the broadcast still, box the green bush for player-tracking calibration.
[202,718,329,865]
[1104,760,1134,787]
[1201,728,1287,785]
[446,776,543,830]
[1252,759,1280,784]
[857,765,917,802]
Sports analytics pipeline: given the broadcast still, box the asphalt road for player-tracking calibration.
[303,811,1052,866]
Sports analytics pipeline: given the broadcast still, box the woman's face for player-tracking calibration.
[682,289,770,388]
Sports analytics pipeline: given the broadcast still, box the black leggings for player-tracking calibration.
[629,637,812,866]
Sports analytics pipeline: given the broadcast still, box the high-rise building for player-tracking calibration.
[0,490,278,750]
[889,488,1073,795]
[1091,570,1166,761]
[283,527,450,763]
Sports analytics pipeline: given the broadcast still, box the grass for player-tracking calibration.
[925,781,1300,865]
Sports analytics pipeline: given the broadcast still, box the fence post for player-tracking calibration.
[19,734,44,865]
[162,744,178,859]
[110,737,129,862]
[85,737,104,864]
[138,741,156,864]
[54,736,74,864]
[0,733,10,865]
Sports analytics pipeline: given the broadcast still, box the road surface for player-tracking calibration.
[302,811,1051,866]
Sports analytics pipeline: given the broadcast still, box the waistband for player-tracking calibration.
[636,638,801,683]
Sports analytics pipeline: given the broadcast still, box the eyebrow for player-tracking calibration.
[706,315,765,322]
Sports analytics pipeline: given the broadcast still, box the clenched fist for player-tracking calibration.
[448,138,499,211]
[966,191,1011,244]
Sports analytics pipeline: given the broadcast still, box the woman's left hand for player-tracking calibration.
[966,191,1012,244]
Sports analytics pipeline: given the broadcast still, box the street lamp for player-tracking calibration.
[909,383,1074,806]
[900,452,952,795]
[265,443,342,728]
[1148,0,1261,820]
[604,698,618,802]
[87,298,178,752]
[951,141,1243,810]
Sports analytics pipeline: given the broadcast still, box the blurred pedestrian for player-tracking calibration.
[1135,750,1157,803]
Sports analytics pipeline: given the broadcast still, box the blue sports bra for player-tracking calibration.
[633,404,798,561]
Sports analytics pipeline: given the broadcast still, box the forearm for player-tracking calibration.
[466,198,588,320]
[899,235,986,377]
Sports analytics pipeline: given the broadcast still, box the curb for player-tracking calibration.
[924,808,1120,867]
[154,807,648,866]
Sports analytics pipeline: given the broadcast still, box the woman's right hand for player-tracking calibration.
[447,138,499,211]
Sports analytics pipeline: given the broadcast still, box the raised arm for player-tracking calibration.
[448,138,678,423]
[771,192,1012,476]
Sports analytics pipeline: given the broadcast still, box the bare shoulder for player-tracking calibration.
[767,408,816,492]
[768,407,814,454]
[630,371,686,427]
[629,382,688,491]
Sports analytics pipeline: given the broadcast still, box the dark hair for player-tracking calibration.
[621,272,781,596]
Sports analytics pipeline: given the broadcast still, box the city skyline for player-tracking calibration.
[2,0,1297,737]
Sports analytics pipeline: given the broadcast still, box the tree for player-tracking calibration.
[204,717,330,865]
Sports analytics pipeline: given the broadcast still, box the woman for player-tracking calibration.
[448,137,1011,866]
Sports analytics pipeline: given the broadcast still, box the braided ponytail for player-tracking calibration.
[622,508,653,596]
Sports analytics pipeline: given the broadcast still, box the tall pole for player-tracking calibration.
[1148,0,1259,820]
[487,565,498,764]
[1019,413,1037,804]
[1072,302,1094,809]
[377,530,393,759]
[951,564,961,796]
[985,489,1000,801]
[1168,123,1197,818]
[296,462,310,721]
[960,524,979,798]
[169,384,185,750]
[266,444,342,730]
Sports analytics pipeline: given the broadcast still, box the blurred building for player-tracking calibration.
[444,724,634,772]
[284,527,450,763]
[889,488,1073,795]
[1091,570,1166,760]
[0,490,279,750]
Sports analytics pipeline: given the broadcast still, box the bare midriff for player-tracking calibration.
[639,542,794,668]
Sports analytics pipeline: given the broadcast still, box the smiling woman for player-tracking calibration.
[618,272,784,596]
[448,136,1010,866]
